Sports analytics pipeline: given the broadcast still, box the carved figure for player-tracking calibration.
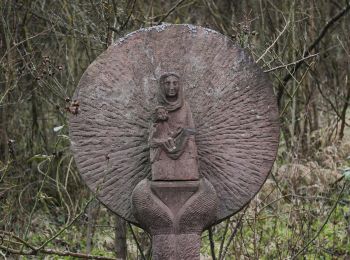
[149,73,199,181]
[132,73,218,259]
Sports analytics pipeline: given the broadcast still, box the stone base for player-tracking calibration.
[131,178,218,259]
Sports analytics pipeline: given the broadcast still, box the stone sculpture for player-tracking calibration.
[131,72,217,258]
[69,24,280,259]
[149,72,198,180]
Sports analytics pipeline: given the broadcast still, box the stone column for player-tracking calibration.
[132,179,217,260]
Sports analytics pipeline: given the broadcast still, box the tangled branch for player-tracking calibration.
[0,231,114,260]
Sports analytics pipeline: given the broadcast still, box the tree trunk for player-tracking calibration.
[339,82,350,140]
[114,216,127,260]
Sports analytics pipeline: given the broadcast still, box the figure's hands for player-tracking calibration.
[163,137,176,153]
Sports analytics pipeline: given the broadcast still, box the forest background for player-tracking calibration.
[1,0,350,259]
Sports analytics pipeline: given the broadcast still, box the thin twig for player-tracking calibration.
[220,206,249,260]
[316,81,350,127]
[0,244,115,260]
[279,62,314,117]
[0,27,52,64]
[120,0,137,32]
[0,231,35,251]
[217,219,229,260]
[208,227,216,260]
[157,0,187,25]
[128,223,146,260]
[264,53,319,73]
[277,2,350,106]
[0,197,101,258]
[22,158,51,250]
[291,181,347,259]
[36,196,95,250]
[257,20,290,63]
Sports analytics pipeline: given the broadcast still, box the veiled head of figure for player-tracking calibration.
[160,73,180,98]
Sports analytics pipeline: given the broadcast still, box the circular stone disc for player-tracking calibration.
[69,24,279,224]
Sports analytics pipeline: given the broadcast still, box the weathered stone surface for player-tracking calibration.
[69,24,280,224]
[132,179,217,234]
[152,234,201,260]
[131,179,217,259]
[149,73,199,181]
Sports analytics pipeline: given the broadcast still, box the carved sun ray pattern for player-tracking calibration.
[69,24,279,224]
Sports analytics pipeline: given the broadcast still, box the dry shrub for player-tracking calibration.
[277,162,342,195]
[338,141,350,159]
[315,145,340,169]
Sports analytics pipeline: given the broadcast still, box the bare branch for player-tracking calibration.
[157,0,187,25]
[0,231,115,260]
[277,2,350,107]
[220,206,249,260]
[0,244,115,260]
[208,227,217,260]
[264,53,319,73]
[256,20,290,63]
[291,181,347,259]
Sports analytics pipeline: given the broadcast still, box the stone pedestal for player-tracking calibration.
[152,234,201,260]
[132,179,217,260]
